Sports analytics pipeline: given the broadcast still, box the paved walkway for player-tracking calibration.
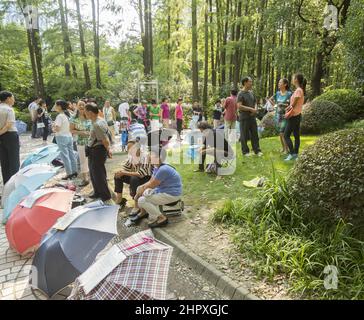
[0,133,227,300]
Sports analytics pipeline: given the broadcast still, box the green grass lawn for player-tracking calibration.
[173,135,318,208]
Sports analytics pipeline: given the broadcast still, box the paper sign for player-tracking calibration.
[78,245,127,295]
[21,189,54,208]
[53,201,105,230]
[53,206,89,230]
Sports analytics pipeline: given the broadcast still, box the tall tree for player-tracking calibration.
[75,0,91,91]
[91,0,102,88]
[58,0,77,78]
[192,0,199,101]
[203,0,209,107]
[18,0,45,98]
[298,0,351,97]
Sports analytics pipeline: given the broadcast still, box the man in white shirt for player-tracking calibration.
[28,97,41,138]
[0,91,20,185]
[118,102,130,120]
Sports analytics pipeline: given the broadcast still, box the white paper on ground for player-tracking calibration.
[78,245,127,295]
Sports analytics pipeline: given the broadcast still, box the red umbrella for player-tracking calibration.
[5,188,74,255]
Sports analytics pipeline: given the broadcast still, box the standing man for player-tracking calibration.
[223,90,238,141]
[237,77,263,157]
[28,96,41,139]
[0,91,20,185]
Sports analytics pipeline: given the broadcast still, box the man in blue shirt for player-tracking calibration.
[135,148,182,228]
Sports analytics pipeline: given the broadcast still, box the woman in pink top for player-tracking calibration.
[175,98,184,140]
[284,73,306,161]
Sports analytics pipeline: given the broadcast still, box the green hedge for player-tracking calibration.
[289,128,364,229]
[301,100,345,134]
[314,89,364,121]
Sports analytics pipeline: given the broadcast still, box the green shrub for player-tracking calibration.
[289,128,364,229]
[314,89,364,120]
[301,100,345,134]
[213,177,364,299]
[16,112,32,130]
[260,112,278,138]
[346,119,364,129]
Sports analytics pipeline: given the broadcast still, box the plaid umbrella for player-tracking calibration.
[68,230,173,300]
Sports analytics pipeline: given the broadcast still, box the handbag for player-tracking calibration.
[285,106,295,119]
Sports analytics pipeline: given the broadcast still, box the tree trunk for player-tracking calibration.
[91,0,102,88]
[220,0,230,85]
[256,0,266,95]
[58,0,74,77]
[26,28,39,97]
[203,0,209,107]
[32,28,45,98]
[75,0,91,91]
[192,0,199,102]
[137,0,146,73]
[148,0,153,74]
[209,0,216,92]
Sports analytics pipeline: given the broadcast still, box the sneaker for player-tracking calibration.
[292,154,299,160]
[284,154,295,161]
[104,199,115,206]
[243,153,252,157]
[256,152,263,157]
[78,180,89,188]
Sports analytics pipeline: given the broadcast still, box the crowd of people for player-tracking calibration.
[0,72,306,228]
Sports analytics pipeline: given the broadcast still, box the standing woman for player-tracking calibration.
[85,103,113,204]
[52,100,78,180]
[37,100,50,144]
[284,74,306,161]
[70,101,91,187]
[175,98,184,140]
[0,91,20,185]
[160,98,170,128]
[268,79,292,153]
[103,100,116,143]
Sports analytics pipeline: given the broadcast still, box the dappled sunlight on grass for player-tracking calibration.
[172,135,318,206]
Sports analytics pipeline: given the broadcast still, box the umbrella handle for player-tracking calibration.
[126,237,154,251]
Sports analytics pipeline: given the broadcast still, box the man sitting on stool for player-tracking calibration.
[134,148,182,229]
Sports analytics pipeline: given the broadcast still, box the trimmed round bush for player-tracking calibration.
[301,100,345,134]
[314,89,364,120]
[288,128,364,227]
[260,112,278,138]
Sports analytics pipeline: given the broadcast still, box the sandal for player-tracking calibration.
[148,217,168,229]
[130,212,149,223]
[129,209,141,218]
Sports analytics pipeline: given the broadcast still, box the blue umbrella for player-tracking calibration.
[21,145,60,169]
[2,164,59,224]
[30,201,119,298]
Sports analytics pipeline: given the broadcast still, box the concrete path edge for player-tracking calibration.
[153,228,260,300]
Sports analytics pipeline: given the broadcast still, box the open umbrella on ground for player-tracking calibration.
[5,188,74,255]
[30,201,119,298]
[68,230,173,300]
[21,144,60,169]
[1,164,59,224]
